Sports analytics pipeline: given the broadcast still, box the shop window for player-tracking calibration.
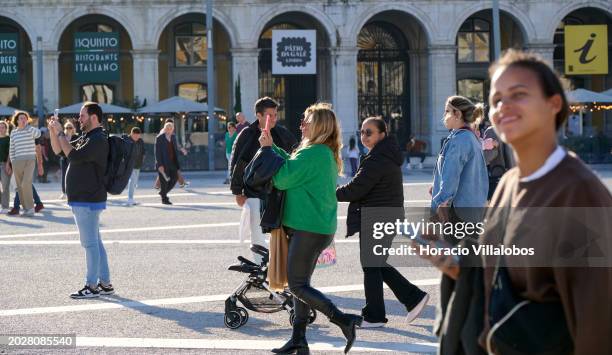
[81,84,114,104]
[175,23,207,67]
[457,79,485,103]
[457,18,490,63]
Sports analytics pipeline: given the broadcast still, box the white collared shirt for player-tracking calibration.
[519,145,566,183]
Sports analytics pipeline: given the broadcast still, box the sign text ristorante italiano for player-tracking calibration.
[74,32,120,82]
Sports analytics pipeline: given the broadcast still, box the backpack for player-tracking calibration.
[104,134,135,195]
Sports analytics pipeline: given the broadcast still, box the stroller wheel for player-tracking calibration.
[224,311,243,329]
[236,307,249,325]
[289,309,317,326]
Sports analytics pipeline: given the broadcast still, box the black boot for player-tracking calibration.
[329,310,363,354]
[271,321,309,354]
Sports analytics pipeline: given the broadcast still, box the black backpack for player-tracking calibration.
[104,134,135,195]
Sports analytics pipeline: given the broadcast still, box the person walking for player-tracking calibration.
[261,103,363,354]
[126,126,145,206]
[58,122,76,199]
[347,136,359,177]
[337,117,429,328]
[235,112,248,134]
[479,50,612,354]
[48,102,113,299]
[155,121,180,205]
[230,97,297,264]
[0,120,11,213]
[224,122,237,184]
[8,111,40,217]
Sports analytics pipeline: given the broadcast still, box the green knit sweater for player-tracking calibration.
[272,143,338,235]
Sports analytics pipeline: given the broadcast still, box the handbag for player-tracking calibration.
[316,240,337,268]
[486,204,573,355]
[268,228,289,291]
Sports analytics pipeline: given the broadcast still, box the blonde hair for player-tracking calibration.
[11,110,31,127]
[296,103,343,175]
[446,96,484,125]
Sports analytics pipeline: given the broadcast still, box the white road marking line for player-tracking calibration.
[0,278,440,316]
[0,238,361,245]
[75,337,439,352]
[403,182,432,186]
[138,202,237,207]
[0,217,348,239]
[42,193,198,203]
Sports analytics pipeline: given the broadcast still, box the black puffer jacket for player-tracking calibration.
[336,136,404,237]
[243,146,286,232]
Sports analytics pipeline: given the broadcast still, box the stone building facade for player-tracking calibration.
[0,0,610,165]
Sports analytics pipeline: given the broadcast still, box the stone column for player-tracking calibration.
[428,45,457,153]
[526,42,556,66]
[31,50,60,112]
[331,46,359,144]
[131,48,160,105]
[231,47,259,119]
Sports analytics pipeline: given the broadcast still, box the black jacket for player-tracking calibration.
[336,136,404,237]
[123,135,145,169]
[244,146,286,232]
[155,133,180,170]
[230,120,297,196]
[66,127,109,203]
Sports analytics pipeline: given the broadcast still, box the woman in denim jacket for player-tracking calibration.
[431,96,489,214]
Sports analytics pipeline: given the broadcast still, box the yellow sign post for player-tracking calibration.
[565,25,608,75]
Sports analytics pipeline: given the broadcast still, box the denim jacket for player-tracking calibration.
[431,129,488,213]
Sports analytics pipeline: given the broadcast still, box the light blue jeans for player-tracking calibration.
[72,206,110,287]
[226,153,231,179]
[127,169,140,201]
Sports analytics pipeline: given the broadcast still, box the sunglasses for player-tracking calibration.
[360,128,377,137]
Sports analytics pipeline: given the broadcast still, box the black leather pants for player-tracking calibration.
[286,228,336,325]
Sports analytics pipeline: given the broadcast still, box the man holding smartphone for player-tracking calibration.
[229,97,297,263]
[48,102,113,299]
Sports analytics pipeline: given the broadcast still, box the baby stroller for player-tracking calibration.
[224,244,317,329]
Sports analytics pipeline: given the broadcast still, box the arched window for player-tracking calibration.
[174,22,207,67]
[81,84,114,104]
[177,82,207,102]
[457,18,490,63]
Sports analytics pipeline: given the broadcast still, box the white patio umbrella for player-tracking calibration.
[600,89,612,97]
[57,102,133,114]
[138,96,224,113]
[566,88,612,103]
[0,105,17,116]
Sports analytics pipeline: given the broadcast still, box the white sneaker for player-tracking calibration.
[359,320,386,328]
[58,193,66,199]
[22,208,35,217]
[406,293,429,324]
[126,200,135,206]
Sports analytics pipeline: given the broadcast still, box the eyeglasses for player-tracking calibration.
[360,128,377,137]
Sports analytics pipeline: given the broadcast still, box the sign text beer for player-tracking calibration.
[0,34,18,84]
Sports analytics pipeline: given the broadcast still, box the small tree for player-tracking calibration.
[233,75,242,117]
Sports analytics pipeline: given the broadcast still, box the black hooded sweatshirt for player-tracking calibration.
[336,135,405,237]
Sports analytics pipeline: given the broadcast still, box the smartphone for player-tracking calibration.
[413,232,461,265]
[265,114,271,131]
[53,109,59,121]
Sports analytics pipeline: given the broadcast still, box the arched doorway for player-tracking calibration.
[58,15,133,107]
[357,10,429,149]
[0,18,32,111]
[357,22,409,145]
[157,13,232,110]
[258,12,332,139]
[455,10,525,104]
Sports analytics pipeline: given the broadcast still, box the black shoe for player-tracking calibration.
[97,283,115,295]
[70,285,100,299]
[272,322,309,354]
[330,311,363,353]
[162,199,172,205]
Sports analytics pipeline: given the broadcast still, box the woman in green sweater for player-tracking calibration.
[259,103,363,354]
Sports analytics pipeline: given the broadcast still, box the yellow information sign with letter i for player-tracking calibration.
[565,25,608,75]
